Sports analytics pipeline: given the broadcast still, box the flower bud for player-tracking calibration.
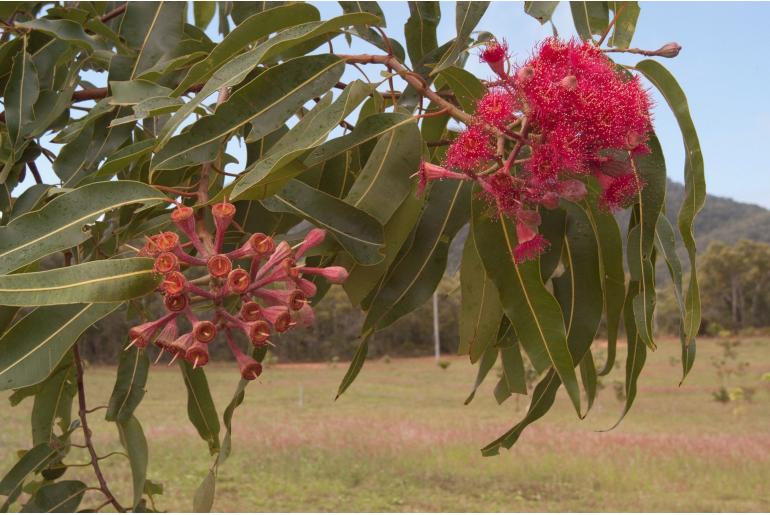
[557,179,588,202]
[262,306,292,333]
[295,229,326,259]
[164,293,188,312]
[247,320,271,346]
[294,304,315,328]
[154,252,179,274]
[289,290,306,311]
[560,75,578,91]
[156,232,180,252]
[193,320,217,344]
[167,332,193,356]
[540,191,560,209]
[212,202,236,230]
[155,320,179,350]
[207,254,232,278]
[162,271,186,295]
[237,356,263,381]
[249,233,275,255]
[298,266,349,284]
[655,42,681,58]
[227,268,250,294]
[240,301,262,322]
[516,66,534,82]
[185,340,210,368]
[295,278,317,298]
[171,206,196,236]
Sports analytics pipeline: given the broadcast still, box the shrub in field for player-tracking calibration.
[0,1,703,511]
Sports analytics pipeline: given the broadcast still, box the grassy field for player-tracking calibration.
[2,336,769,512]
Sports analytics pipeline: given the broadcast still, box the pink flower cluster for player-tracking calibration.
[417,38,653,263]
[129,202,348,380]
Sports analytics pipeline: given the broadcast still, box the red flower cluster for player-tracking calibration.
[129,202,348,380]
[417,37,653,263]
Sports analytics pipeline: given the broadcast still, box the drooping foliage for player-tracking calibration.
[0,1,703,511]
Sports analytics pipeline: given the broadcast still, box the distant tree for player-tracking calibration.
[700,240,770,330]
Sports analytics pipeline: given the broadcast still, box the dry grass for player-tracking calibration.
[2,336,769,511]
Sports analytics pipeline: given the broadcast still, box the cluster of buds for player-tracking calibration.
[128,202,348,380]
[417,37,654,263]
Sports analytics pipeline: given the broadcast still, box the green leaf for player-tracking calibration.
[636,59,705,378]
[193,469,216,513]
[404,2,440,65]
[363,180,471,333]
[0,304,119,391]
[552,203,603,367]
[570,1,609,40]
[609,2,640,49]
[0,181,164,275]
[158,13,380,148]
[339,1,406,61]
[0,258,160,307]
[342,187,425,307]
[335,333,371,400]
[121,2,185,79]
[31,357,76,446]
[459,228,503,363]
[226,81,372,200]
[437,66,484,113]
[97,140,155,177]
[20,480,86,513]
[494,337,528,403]
[581,184,625,376]
[579,349,598,413]
[0,443,58,496]
[524,1,560,24]
[106,345,150,423]
[261,179,384,265]
[174,4,320,95]
[194,1,216,29]
[178,361,220,454]
[4,42,39,149]
[432,1,490,75]
[117,415,148,509]
[344,121,421,224]
[464,341,497,404]
[109,80,173,105]
[655,215,694,380]
[152,54,345,171]
[471,195,581,416]
[16,19,107,53]
[481,369,560,456]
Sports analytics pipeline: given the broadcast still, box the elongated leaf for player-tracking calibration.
[552,203,603,364]
[580,349,598,413]
[0,258,160,306]
[261,179,384,265]
[193,469,216,513]
[481,369,560,456]
[31,357,76,445]
[109,80,173,105]
[581,183,625,376]
[223,81,372,199]
[340,1,406,61]
[97,140,155,177]
[464,342,497,404]
[0,443,58,496]
[570,1,609,40]
[524,1,559,24]
[636,59,705,378]
[175,4,320,95]
[437,66,484,113]
[194,1,216,29]
[121,2,185,79]
[344,121,421,224]
[0,303,119,390]
[335,333,371,400]
[157,13,380,147]
[20,480,86,513]
[404,2,440,65]
[459,228,503,363]
[4,43,39,149]
[655,215,694,380]
[363,181,471,333]
[471,195,581,415]
[432,2,490,74]
[609,1,640,49]
[152,55,345,171]
[117,416,148,509]
[495,337,527,403]
[16,19,107,53]
[343,187,425,307]
[106,345,150,423]
[0,181,164,275]
[179,361,220,454]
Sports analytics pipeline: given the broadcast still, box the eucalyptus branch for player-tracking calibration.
[602,42,682,58]
[73,344,125,513]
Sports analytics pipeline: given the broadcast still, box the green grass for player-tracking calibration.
[2,337,769,512]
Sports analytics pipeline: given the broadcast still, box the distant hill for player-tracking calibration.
[664,179,770,249]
